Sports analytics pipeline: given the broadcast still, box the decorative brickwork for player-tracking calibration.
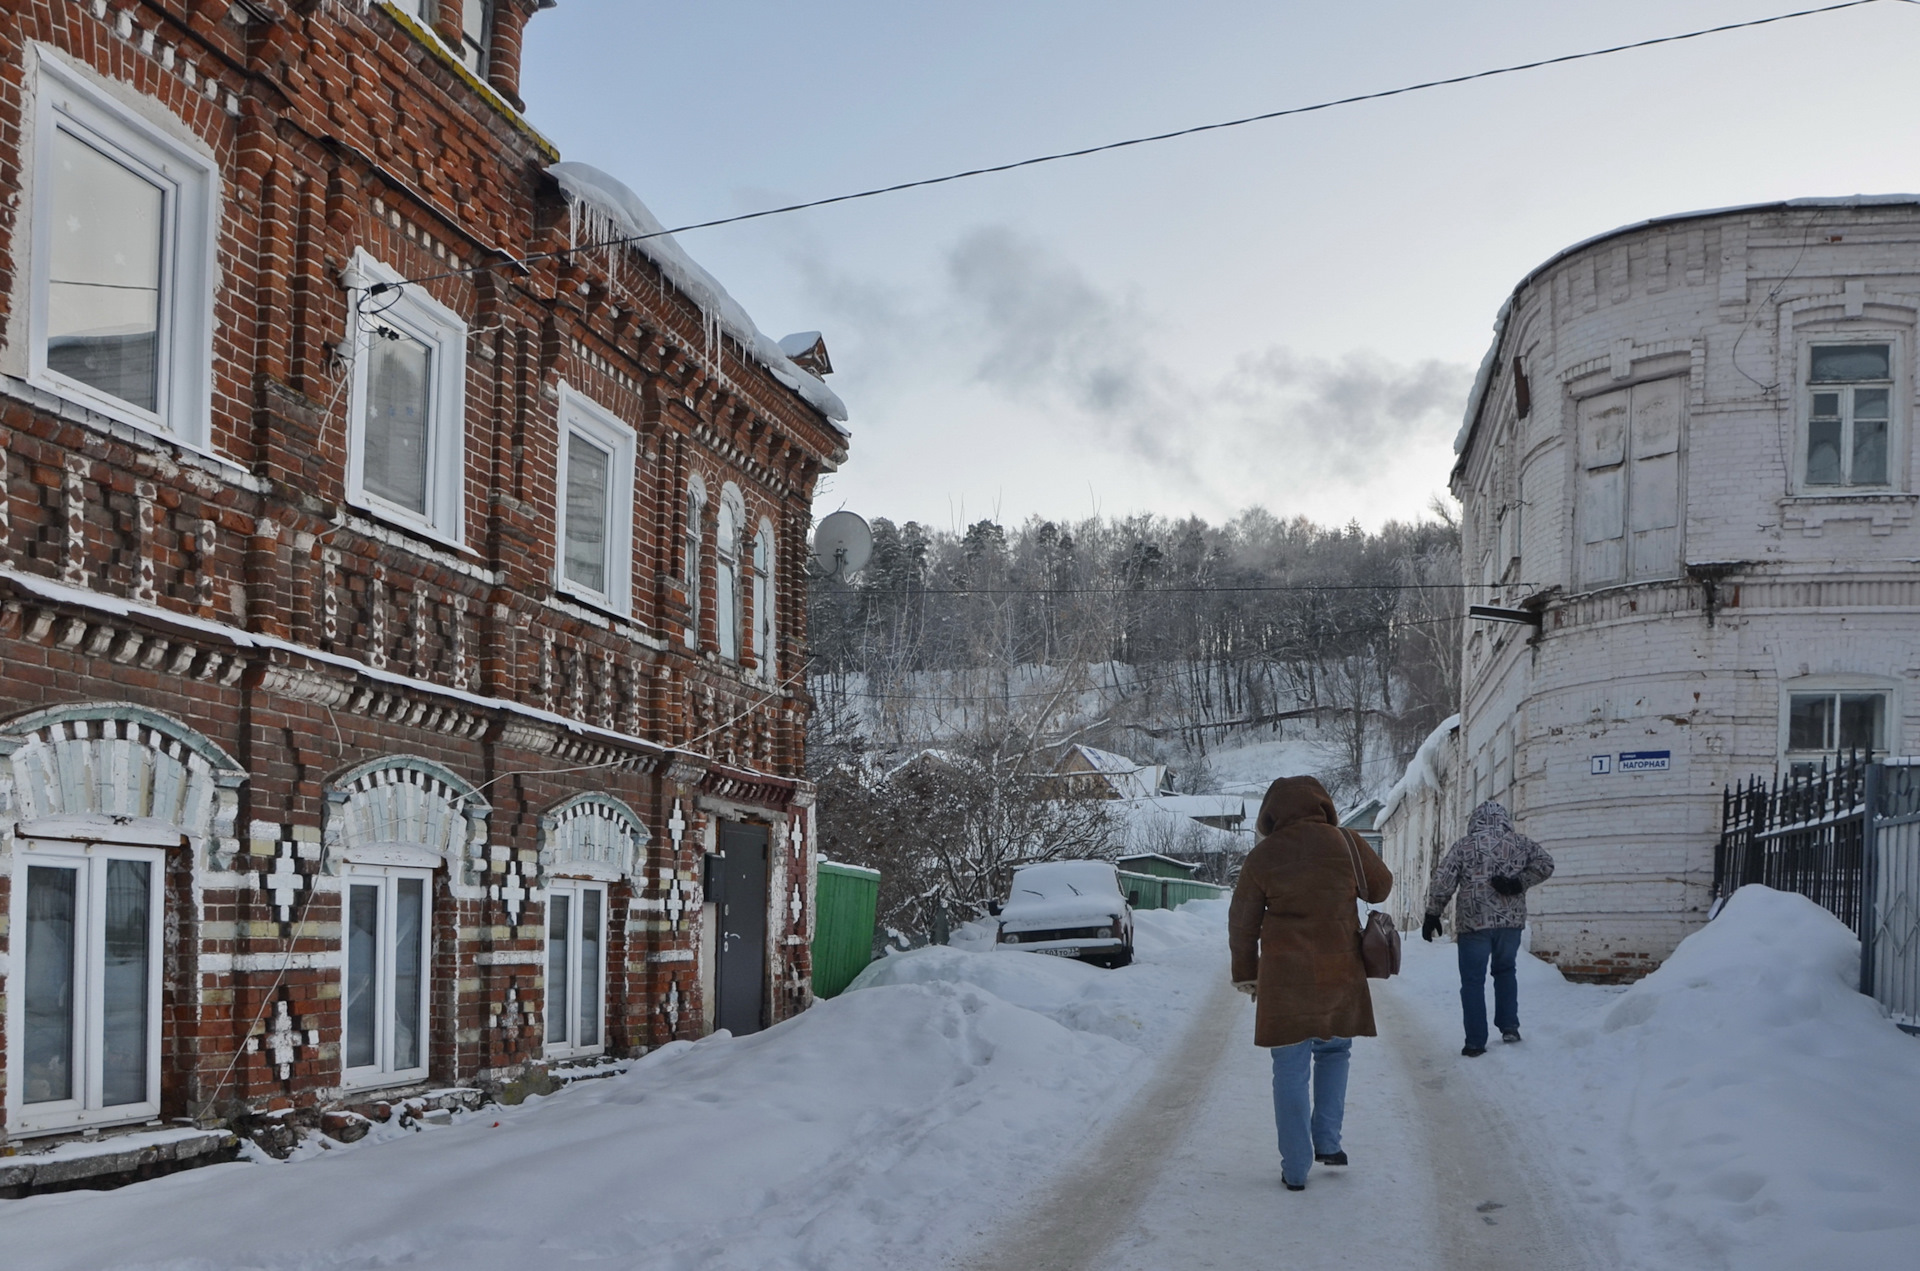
[0,0,842,1154]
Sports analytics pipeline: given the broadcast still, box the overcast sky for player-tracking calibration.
[520,0,1920,533]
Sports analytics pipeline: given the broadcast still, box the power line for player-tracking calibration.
[817,582,1525,596]
[374,0,1896,297]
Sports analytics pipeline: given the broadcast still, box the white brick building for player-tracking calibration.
[1451,197,1920,978]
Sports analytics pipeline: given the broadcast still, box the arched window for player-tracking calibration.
[325,757,489,1089]
[753,519,776,678]
[715,486,745,662]
[1,705,244,1136]
[683,475,706,646]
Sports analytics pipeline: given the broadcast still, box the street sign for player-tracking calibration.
[1618,750,1672,773]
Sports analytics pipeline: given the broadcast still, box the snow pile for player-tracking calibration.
[1393,885,1920,1270]
[1595,886,1920,1267]
[1377,712,1458,825]
[546,161,849,429]
[1,907,1228,1271]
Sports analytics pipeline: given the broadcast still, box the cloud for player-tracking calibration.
[788,223,1471,523]
[1220,349,1472,485]
[943,227,1193,478]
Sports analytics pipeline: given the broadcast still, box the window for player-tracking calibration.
[10,843,163,1134]
[1804,343,1893,489]
[715,493,743,662]
[1786,689,1888,776]
[752,520,776,678]
[544,880,606,1058]
[684,478,706,649]
[1576,377,1683,588]
[345,252,468,545]
[555,385,635,614]
[341,868,432,1087]
[28,54,215,446]
[457,0,492,76]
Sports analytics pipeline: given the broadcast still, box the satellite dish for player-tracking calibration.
[812,511,872,578]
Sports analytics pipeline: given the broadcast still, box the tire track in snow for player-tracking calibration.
[1374,982,1612,1271]
[964,973,1244,1271]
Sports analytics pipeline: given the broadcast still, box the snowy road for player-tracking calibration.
[5,891,1916,1271]
[966,961,1610,1271]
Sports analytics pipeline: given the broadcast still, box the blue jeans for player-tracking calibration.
[1269,1036,1351,1185]
[1457,926,1523,1050]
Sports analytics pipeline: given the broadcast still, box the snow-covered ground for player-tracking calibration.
[3,888,1915,1271]
[1384,885,1920,1271]
[0,907,1228,1271]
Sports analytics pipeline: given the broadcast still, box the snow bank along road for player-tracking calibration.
[2,889,1916,1270]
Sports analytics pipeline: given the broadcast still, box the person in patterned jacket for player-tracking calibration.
[1421,800,1555,1057]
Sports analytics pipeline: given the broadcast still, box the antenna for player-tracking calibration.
[811,510,873,578]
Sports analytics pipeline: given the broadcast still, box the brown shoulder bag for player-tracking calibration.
[1343,831,1401,979]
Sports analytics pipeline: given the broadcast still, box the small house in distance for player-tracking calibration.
[1115,852,1207,879]
[1049,744,1172,801]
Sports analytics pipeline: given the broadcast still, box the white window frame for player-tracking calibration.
[554,383,636,615]
[684,475,706,650]
[1780,675,1898,773]
[752,518,776,680]
[543,878,609,1060]
[343,249,468,548]
[1796,334,1905,495]
[6,839,165,1137]
[26,51,217,449]
[339,865,434,1090]
[716,486,745,663]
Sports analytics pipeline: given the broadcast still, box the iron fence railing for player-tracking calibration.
[1714,753,1869,934]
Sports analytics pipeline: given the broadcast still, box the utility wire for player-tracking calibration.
[372,0,1897,296]
[817,582,1527,596]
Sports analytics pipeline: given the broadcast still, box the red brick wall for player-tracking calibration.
[0,0,839,1140]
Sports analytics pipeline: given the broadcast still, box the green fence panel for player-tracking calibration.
[1118,869,1226,911]
[812,861,881,999]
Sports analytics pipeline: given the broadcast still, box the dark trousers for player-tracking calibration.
[1456,925,1523,1049]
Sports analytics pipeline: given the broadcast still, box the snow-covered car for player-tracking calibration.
[991,860,1134,968]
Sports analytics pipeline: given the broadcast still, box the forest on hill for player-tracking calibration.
[804,507,1463,936]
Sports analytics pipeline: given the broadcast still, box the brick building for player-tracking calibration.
[1447,197,1920,978]
[0,0,849,1174]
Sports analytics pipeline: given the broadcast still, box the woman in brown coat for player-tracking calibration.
[1228,775,1393,1191]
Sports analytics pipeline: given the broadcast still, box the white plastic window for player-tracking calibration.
[28,54,216,446]
[9,842,163,1135]
[345,252,468,545]
[684,478,706,648]
[544,880,607,1058]
[555,385,635,614]
[1804,343,1893,489]
[752,520,776,678]
[341,867,432,1087]
[716,494,743,662]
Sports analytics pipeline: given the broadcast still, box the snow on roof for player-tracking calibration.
[1378,713,1460,827]
[1115,852,1204,875]
[546,162,849,432]
[1137,793,1247,821]
[778,331,823,358]
[1454,194,1920,465]
[1069,744,1146,775]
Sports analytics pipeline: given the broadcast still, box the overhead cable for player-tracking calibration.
[372,0,1899,296]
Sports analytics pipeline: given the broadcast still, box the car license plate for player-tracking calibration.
[1034,947,1078,957]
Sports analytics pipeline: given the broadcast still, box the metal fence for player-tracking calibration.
[1118,870,1228,911]
[1715,755,1920,1033]
[811,861,880,999]
[1863,762,1920,1033]
[1714,754,1869,934]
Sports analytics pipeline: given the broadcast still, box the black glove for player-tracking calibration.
[1490,874,1524,896]
[1421,913,1442,942]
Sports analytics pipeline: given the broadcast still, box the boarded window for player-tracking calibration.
[1578,378,1684,588]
